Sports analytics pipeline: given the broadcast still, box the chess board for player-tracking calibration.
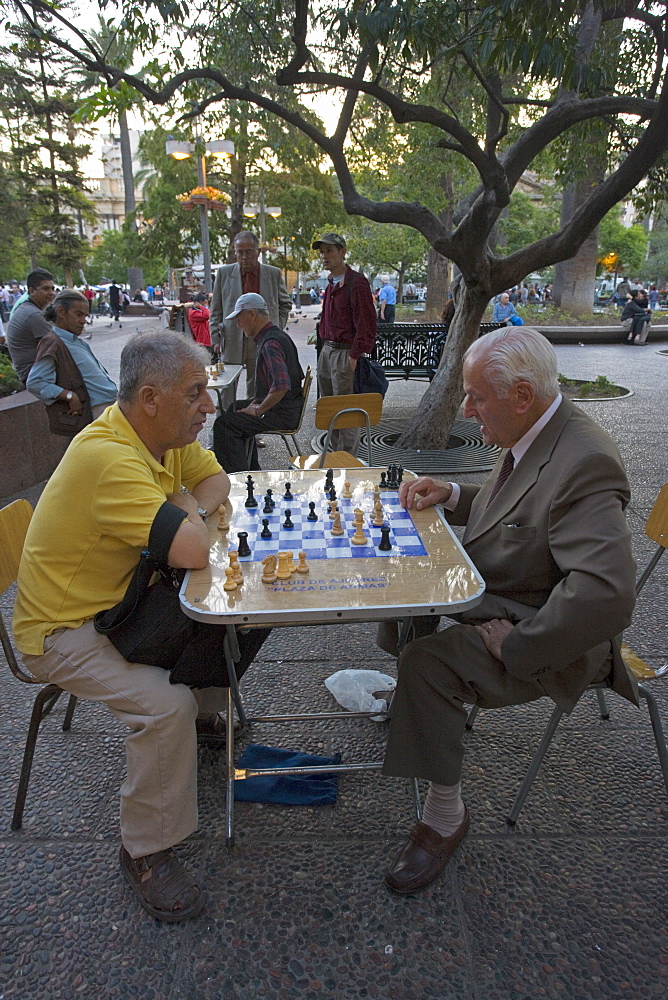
[228,487,428,561]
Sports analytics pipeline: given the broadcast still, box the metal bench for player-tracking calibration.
[373,322,499,381]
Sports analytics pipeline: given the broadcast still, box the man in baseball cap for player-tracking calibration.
[212,292,305,472]
[312,231,376,455]
[312,233,347,250]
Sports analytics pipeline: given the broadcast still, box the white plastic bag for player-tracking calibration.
[324,669,396,722]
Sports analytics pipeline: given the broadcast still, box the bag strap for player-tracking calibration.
[94,501,187,634]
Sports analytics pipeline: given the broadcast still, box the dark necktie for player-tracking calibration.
[486,450,515,507]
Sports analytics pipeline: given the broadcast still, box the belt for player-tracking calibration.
[323,339,352,349]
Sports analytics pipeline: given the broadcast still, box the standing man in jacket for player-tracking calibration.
[313,233,377,455]
[209,231,291,398]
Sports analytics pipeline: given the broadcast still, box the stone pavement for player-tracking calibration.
[1,324,667,1000]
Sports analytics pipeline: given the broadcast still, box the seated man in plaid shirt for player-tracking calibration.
[212,293,305,473]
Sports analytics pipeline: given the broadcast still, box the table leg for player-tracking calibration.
[225,685,236,847]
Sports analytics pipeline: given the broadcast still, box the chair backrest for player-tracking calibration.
[0,499,36,684]
[291,365,313,434]
[314,393,383,431]
[636,482,668,597]
[645,483,668,548]
[314,393,383,467]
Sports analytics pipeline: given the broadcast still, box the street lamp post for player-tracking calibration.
[166,136,235,294]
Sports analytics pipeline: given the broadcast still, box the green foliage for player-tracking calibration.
[497,191,560,257]
[0,353,20,397]
[645,216,668,285]
[597,212,647,277]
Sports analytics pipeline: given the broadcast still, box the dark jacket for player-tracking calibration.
[33,332,93,437]
[254,325,304,409]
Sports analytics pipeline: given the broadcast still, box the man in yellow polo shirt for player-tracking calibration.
[14,330,230,923]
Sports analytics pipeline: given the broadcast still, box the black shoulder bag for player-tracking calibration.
[94,501,270,687]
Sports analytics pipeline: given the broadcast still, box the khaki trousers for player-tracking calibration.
[317,341,360,455]
[382,624,547,786]
[23,620,225,858]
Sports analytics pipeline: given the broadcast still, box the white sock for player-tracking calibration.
[421,781,466,837]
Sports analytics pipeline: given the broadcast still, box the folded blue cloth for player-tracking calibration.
[234,743,342,805]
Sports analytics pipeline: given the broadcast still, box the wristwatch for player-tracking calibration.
[65,391,74,401]
[180,484,207,519]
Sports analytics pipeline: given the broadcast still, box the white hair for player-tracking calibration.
[464,326,559,400]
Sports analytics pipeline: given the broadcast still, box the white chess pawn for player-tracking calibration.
[296,551,309,574]
[223,566,237,591]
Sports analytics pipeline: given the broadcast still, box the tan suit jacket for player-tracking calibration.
[450,397,637,712]
[209,261,291,370]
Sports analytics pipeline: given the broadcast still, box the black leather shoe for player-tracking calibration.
[385,808,470,894]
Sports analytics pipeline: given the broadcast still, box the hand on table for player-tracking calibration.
[474,618,514,661]
[399,476,453,511]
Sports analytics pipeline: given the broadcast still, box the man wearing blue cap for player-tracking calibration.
[212,292,304,472]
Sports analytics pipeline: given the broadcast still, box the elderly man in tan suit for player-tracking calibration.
[209,230,291,397]
[382,326,637,894]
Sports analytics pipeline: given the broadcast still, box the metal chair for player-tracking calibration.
[290,392,383,470]
[0,499,79,830]
[257,365,313,460]
[464,483,668,825]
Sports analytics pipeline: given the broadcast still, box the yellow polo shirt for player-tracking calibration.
[13,403,221,655]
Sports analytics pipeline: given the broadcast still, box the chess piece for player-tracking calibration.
[217,505,229,531]
[276,551,291,580]
[328,485,337,502]
[379,471,388,489]
[351,517,368,546]
[245,476,258,508]
[261,554,277,583]
[266,488,275,508]
[397,465,404,484]
[342,480,352,499]
[229,551,243,583]
[223,566,237,591]
[263,495,273,514]
[296,551,309,574]
[237,531,251,557]
[283,509,294,529]
[373,488,381,506]
[329,499,338,520]
[324,469,334,491]
[307,502,318,522]
[260,519,272,539]
[286,550,295,573]
[379,525,392,551]
[283,482,293,500]
[331,511,344,535]
[372,500,385,527]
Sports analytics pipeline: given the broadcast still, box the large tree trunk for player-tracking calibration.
[552,181,600,315]
[119,109,144,292]
[396,285,488,448]
[425,247,450,321]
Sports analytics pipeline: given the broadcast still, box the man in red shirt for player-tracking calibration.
[313,233,377,455]
[185,294,213,359]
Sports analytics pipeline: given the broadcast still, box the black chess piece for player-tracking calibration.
[283,509,294,529]
[307,502,318,522]
[263,495,273,514]
[386,465,398,489]
[378,525,392,551]
[237,531,251,557]
[246,474,255,490]
[379,471,388,489]
[324,469,334,491]
[283,482,293,500]
[266,488,275,508]
[244,479,258,508]
[397,465,404,484]
[260,519,272,539]
[328,485,337,502]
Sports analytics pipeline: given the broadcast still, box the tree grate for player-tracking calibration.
[311,418,500,474]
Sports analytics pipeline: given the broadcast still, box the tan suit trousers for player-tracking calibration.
[23,620,225,859]
[382,624,549,786]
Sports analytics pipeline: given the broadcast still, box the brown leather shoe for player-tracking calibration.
[385,808,470,894]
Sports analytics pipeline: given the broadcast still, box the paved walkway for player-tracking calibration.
[1,328,667,999]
